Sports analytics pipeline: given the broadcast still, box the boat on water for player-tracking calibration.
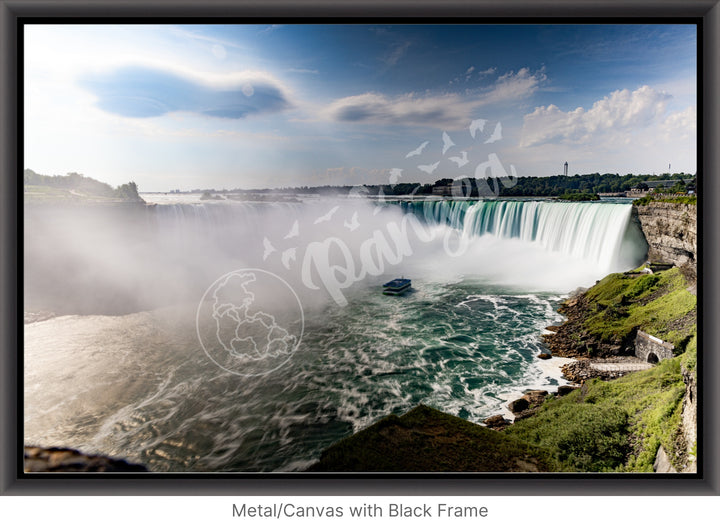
[382,278,412,295]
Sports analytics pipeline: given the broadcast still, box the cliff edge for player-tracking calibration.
[634,202,696,272]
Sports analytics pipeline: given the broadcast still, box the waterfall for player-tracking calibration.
[400,199,646,271]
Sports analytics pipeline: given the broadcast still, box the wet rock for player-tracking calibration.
[537,353,552,360]
[557,385,579,396]
[507,398,529,414]
[484,415,511,429]
[522,390,548,406]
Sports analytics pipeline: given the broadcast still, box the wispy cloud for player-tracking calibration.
[475,67,547,106]
[324,92,476,129]
[259,25,284,34]
[325,67,546,128]
[80,65,293,119]
[287,68,319,75]
[382,41,412,67]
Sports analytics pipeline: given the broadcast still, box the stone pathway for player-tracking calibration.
[590,360,654,372]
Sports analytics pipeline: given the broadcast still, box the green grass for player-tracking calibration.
[582,268,696,345]
[504,267,697,472]
[633,195,697,206]
[505,347,692,471]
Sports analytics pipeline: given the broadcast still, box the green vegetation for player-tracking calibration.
[633,195,697,206]
[503,401,630,471]
[308,404,558,472]
[24,169,143,203]
[558,192,600,201]
[504,266,696,472]
[582,268,696,346]
[504,350,691,471]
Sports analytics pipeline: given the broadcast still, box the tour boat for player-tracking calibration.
[382,278,412,295]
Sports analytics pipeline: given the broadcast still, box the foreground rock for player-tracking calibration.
[484,414,511,430]
[506,389,549,420]
[307,405,556,472]
[24,446,148,472]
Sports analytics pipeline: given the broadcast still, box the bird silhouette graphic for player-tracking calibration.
[373,189,387,215]
[418,161,440,174]
[449,151,469,168]
[469,119,487,139]
[313,205,340,224]
[442,131,456,154]
[281,247,296,269]
[405,141,429,158]
[284,220,299,239]
[262,237,277,260]
[388,168,403,184]
[484,122,502,144]
[344,211,360,231]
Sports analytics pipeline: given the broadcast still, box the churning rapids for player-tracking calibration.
[24,196,648,471]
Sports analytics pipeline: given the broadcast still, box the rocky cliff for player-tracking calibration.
[634,203,697,270]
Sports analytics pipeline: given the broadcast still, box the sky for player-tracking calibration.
[24,24,697,191]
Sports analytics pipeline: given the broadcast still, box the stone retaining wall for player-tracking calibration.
[635,330,674,363]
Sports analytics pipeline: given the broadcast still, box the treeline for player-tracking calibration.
[24,169,143,202]
[235,172,696,198]
[495,173,696,197]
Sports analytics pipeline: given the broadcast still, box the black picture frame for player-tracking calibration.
[2,0,718,496]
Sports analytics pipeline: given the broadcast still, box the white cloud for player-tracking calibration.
[503,87,696,176]
[520,85,672,148]
[659,106,696,142]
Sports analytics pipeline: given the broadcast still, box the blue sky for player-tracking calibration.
[24,24,697,191]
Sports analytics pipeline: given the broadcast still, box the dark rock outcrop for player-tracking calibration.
[507,390,549,420]
[24,446,148,472]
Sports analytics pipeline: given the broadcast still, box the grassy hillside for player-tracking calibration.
[504,349,693,471]
[507,267,696,472]
[24,169,143,203]
[308,404,558,472]
[582,267,695,348]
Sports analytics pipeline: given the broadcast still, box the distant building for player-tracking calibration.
[642,179,684,190]
[431,185,453,196]
[563,161,568,177]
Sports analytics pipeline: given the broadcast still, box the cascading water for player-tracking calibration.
[400,199,646,272]
[24,196,649,471]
